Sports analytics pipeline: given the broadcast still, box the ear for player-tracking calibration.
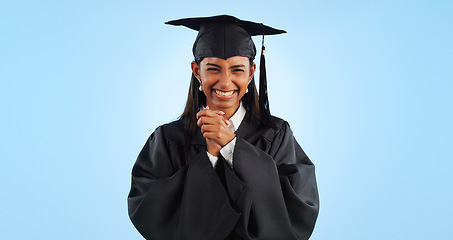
[249,62,256,79]
[191,61,200,79]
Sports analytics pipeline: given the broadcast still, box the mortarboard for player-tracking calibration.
[166,15,286,127]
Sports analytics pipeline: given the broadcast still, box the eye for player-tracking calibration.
[233,68,245,72]
[207,68,220,72]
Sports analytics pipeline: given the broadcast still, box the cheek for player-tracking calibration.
[236,79,250,91]
[201,76,215,88]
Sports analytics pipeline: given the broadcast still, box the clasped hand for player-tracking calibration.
[196,106,236,157]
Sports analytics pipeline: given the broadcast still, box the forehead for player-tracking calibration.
[202,56,249,66]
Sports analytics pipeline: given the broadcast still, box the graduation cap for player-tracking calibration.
[166,15,286,127]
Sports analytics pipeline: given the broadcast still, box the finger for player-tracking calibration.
[197,115,223,128]
[196,108,207,119]
[200,124,218,134]
[201,120,233,137]
[203,131,222,141]
[203,131,233,147]
[197,115,218,128]
[203,105,225,116]
[197,116,208,128]
[197,116,209,127]
[204,129,236,147]
[196,108,224,119]
[223,118,230,126]
[203,109,230,126]
[200,114,229,127]
[206,105,226,116]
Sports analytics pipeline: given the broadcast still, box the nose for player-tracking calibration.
[218,71,233,88]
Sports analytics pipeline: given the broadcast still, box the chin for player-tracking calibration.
[209,100,238,110]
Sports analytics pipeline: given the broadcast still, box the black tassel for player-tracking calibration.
[259,34,276,129]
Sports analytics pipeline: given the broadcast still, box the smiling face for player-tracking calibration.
[192,56,256,117]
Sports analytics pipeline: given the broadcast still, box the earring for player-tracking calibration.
[197,78,202,91]
[245,79,252,93]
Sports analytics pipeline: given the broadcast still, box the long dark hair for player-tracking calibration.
[180,57,260,162]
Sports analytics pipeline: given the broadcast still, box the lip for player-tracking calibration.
[212,89,237,100]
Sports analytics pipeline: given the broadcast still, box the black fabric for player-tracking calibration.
[258,45,275,129]
[165,15,286,60]
[165,15,286,36]
[128,113,319,240]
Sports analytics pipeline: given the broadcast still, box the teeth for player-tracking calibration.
[215,90,234,96]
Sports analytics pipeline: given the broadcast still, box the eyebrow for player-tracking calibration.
[206,63,221,68]
[205,63,246,69]
[230,64,246,69]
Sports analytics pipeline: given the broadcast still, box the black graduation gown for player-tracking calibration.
[128,113,319,240]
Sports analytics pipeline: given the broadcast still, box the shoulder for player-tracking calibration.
[269,115,293,139]
[151,118,186,143]
[270,115,287,130]
[240,114,291,143]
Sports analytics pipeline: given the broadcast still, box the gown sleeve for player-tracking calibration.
[223,121,319,240]
[127,126,241,240]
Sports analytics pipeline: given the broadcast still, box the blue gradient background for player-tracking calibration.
[1,1,452,239]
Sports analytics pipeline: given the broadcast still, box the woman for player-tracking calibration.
[128,15,319,240]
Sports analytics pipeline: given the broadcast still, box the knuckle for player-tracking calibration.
[215,132,221,139]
